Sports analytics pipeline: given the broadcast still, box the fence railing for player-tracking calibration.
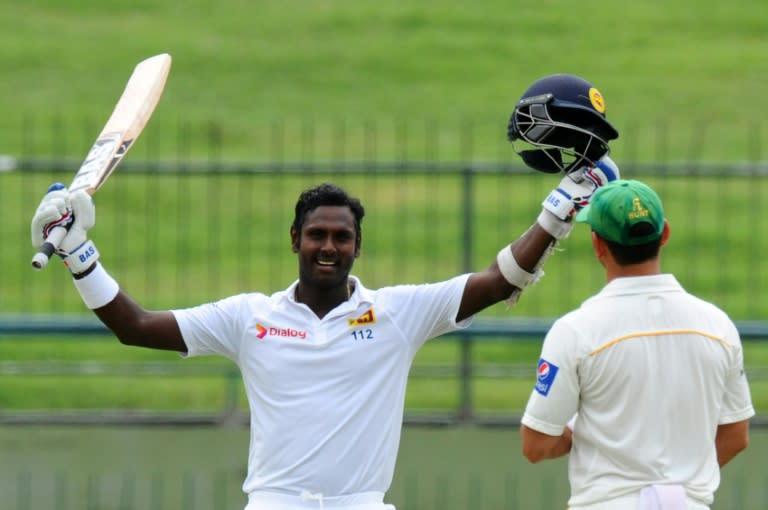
[3,154,768,424]
[2,315,767,426]
[5,160,768,319]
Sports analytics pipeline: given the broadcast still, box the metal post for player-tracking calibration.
[459,167,474,423]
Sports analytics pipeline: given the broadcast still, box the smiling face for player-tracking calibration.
[291,205,361,291]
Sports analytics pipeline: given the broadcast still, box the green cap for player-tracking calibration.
[575,179,665,246]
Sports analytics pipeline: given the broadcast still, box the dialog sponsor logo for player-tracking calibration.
[256,323,307,341]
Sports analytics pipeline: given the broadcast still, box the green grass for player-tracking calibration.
[1,336,766,415]
[2,1,768,415]
[1,425,767,509]
[0,0,766,162]
[5,172,768,319]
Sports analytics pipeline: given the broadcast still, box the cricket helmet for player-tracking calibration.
[507,74,619,174]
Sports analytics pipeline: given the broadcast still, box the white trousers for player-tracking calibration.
[244,490,395,510]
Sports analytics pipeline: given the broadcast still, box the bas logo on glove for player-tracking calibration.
[76,243,98,265]
[536,155,621,241]
[542,155,621,222]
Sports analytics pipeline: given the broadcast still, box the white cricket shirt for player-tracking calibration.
[173,274,471,499]
[521,274,754,507]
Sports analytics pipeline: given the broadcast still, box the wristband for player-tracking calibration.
[496,245,542,289]
[536,209,574,240]
[72,262,119,309]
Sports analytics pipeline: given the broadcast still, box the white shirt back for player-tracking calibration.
[522,274,754,506]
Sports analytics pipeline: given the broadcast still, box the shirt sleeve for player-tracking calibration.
[384,274,472,351]
[521,318,581,436]
[719,325,756,424]
[172,294,247,362]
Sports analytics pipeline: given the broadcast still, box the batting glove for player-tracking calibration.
[538,155,620,239]
[31,184,100,275]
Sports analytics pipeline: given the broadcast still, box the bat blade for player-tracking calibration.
[70,53,172,195]
[31,53,172,270]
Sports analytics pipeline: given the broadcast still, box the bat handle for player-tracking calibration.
[31,226,67,271]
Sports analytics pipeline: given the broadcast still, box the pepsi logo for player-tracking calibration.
[537,361,550,380]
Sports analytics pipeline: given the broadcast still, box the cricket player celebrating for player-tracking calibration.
[520,180,755,509]
[32,74,620,510]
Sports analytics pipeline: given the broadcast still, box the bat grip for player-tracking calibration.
[31,226,67,270]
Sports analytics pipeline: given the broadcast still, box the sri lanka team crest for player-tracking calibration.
[535,358,559,396]
[588,87,606,113]
[348,308,376,326]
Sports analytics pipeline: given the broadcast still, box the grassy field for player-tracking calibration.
[0,5,767,509]
[1,334,767,417]
[5,171,768,318]
[1,0,767,426]
[1,425,766,510]
[0,0,766,163]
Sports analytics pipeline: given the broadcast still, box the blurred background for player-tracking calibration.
[1,0,766,508]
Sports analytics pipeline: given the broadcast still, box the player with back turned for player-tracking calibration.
[520,180,754,509]
[32,74,620,510]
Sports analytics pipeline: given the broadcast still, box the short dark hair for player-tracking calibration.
[292,183,365,245]
[599,222,661,265]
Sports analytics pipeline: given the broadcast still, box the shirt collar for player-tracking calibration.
[598,273,683,297]
[282,275,374,308]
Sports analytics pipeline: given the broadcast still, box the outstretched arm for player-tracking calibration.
[31,187,186,352]
[457,223,554,321]
[457,157,620,322]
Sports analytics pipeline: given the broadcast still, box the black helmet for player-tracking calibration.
[507,74,619,174]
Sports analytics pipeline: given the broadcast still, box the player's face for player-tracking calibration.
[292,205,360,290]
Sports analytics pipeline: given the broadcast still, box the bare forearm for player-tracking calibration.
[521,425,573,463]
[510,223,557,271]
[92,290,185,352]
[716,421,750,467]
[540,428,573,460]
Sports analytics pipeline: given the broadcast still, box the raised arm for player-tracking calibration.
[31,186,186,352]
[457,157,620,322]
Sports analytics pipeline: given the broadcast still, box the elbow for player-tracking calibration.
[521,444,546,464]
[737,434,750,455]
[112,325,143,347]
[524,453,543,464]
[116,334,136,347]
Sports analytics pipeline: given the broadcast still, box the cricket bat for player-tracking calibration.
[31,53,172,270]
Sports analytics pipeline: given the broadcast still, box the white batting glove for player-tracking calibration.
[538,155,620,239]
[31,184,100,275]
[31,183,72,249]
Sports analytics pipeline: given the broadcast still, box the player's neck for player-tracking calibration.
[605,259,661,282]
[295,280,354,319]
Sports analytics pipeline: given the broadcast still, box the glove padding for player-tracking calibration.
[31,185,72,249]
[537,155,620,240]
[31,185,99,274]
[543,155,620,221]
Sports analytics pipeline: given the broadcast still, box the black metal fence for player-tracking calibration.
[2,118,768,426]
[4,157,768,318]
[3,156,768,426]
